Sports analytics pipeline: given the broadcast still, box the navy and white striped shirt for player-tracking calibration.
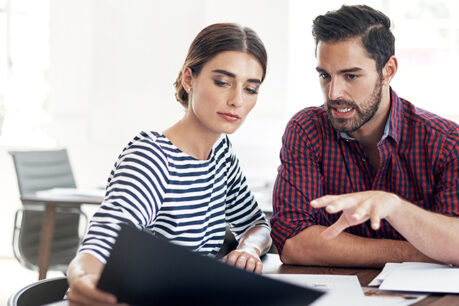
[79,131,270,263]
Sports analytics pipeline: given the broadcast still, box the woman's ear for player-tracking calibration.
[382,56,398,85]
[181,67,193,93]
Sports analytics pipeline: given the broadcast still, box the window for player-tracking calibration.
[0,0,52,145]
[289,0,459,123]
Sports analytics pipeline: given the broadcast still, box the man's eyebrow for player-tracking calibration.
[339,67,363,74]
[212,69,261,84]
[316,67,327,73]
[315,67,363,74]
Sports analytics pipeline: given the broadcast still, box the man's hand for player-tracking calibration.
[310,191,402,239]
[221,247,263,274]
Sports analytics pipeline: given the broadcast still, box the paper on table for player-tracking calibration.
[35,187,105,198]
[379,262,459,293]
[363,287,427,305]
[369,263,402,286]
[266,274,365,306]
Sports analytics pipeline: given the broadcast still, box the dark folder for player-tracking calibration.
[97,224,324,305]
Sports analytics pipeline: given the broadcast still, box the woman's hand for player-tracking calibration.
[67,253,124,305]
[222,247,263,274]
[67,273,120,305]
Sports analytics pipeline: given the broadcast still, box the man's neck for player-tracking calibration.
[348,89,392,171]
[349,90,392,148]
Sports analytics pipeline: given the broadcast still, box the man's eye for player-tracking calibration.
[346,74,359,80]
[245,87,258,95]
[319,73,330,79]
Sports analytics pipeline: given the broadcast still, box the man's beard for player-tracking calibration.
[326,79,383,133]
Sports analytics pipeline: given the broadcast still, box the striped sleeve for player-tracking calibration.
[224,137,270,241]
[78,136,169,263]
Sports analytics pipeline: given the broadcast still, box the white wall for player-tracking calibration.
[3,0,459,258]
[0,1,289,257]
[47,0,289,192]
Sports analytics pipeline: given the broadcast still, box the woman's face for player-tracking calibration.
[185,51,263,135]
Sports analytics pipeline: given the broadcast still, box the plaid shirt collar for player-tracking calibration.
[339,87,402,145]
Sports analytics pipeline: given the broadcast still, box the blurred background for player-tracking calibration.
[0,0,458,275]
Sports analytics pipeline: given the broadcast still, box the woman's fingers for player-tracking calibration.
[222,250,262,273]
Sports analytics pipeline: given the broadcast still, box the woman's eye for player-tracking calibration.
[214,80,227,86]
[245,87,258,95]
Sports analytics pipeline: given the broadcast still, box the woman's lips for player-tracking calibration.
[217,112,240,122]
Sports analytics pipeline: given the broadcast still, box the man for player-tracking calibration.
[271,5,459,267]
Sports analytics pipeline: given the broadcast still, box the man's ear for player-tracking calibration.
[181,67,193,92]
[382,56,398,85]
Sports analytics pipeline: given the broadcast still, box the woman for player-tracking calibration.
[67,23,271,304]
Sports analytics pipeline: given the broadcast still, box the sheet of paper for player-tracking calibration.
[363,287,427,305]
[379,262,459,293]
[36,187,105,198]
[266,274,366,305]
[369,263,402,286]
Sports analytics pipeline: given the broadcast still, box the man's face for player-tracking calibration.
[316,38,384,133]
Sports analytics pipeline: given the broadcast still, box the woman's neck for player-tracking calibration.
[163,116,221,161]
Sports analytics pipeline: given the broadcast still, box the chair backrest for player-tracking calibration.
[8,277,68,306]
[10,149,76,195]
[10,149,82,271]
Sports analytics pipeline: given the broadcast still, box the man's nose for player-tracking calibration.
[328,78,344,101]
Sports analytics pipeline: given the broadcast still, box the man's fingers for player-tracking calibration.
[312,194,361,213]
[321,215,350,239]
[351,199,372,221]
[310,195,340,208]
[370,204,383,230]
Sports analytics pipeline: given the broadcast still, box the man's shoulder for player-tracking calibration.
[289,105,328,128]
[401,99,459,137]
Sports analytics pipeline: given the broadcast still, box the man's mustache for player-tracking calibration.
[327,99,357,109]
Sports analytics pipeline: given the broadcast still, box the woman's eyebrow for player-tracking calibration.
[212,69,261,84]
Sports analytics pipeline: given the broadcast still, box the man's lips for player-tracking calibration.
[217,112,240,122]
[330,106,355,118]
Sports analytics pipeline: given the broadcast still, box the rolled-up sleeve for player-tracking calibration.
[271,117,324,254]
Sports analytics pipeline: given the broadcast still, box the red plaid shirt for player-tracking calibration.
[271,89,459,253]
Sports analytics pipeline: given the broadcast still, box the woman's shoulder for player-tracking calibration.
[212,134,233,158]
[117,130,172,163]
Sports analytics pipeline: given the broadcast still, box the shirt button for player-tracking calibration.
[362,158,366,162]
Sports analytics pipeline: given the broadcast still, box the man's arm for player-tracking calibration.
[281,224,433,268]
[310,191,459,266]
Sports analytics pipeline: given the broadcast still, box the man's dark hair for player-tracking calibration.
[312,5,395,72]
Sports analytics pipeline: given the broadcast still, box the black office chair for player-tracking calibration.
[8,277,68,306]
[10,149,87,273]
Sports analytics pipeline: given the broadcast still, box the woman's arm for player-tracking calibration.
[222,225,272,274]
[67,253,119,305]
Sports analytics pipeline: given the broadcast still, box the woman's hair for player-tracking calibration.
[312,5,395,72]
[174,23,267,108]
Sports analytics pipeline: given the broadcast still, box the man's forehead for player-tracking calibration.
[315,38,376,71]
